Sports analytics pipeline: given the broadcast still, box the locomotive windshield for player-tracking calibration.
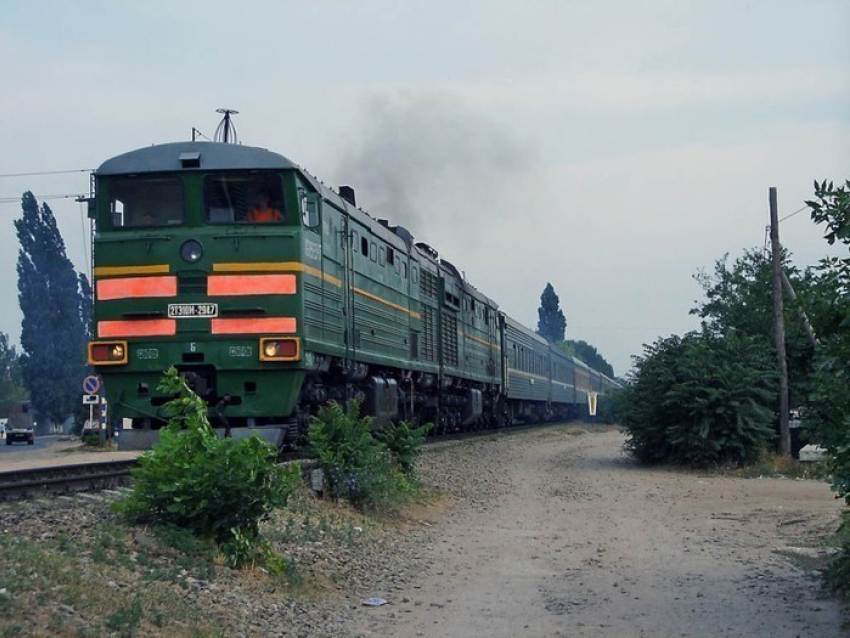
[109,177,184,228]
[204,173,285,224]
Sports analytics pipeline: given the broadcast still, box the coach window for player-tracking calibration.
[387,247,394,266]
[379,247,386,266]
[351,230,360,254]
[402,262,408,279]
[370,242,377,262]
[110,177,184,228]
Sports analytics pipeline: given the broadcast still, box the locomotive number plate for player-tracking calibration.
[168,303,218,318]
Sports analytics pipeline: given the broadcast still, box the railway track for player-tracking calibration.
[0,421,589,501]
[0,459,136,501]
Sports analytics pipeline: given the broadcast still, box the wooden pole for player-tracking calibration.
[780,269,819,349]
[770,187,790,456]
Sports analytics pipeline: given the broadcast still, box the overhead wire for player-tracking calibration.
[0,166,93,205]
[0,194,88,205]
[779,204,808,223]
[0,168,93,178]
[764,204,810,256]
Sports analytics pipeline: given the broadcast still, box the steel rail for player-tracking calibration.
[0,459,137,501]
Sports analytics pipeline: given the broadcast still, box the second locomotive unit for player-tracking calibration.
[87,127,617,449]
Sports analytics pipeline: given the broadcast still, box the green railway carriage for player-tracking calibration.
[87,131,617,450]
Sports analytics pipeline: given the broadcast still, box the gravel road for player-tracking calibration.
[354,426,846,638]
[0,427,845,637]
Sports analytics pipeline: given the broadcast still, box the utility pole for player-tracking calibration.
[780,270,819,349]
[770,187,790,456]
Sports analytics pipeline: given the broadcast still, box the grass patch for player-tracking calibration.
[544,423,590,437]
[0,512,223,637]
[729,450,829,480]
[0,483,445,637]
[776,546,840,576]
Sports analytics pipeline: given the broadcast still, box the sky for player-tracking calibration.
[0,0,847,377]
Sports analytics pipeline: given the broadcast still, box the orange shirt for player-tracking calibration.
[248,204,282,222]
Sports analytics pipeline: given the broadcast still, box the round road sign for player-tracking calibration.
[82,375,101,395]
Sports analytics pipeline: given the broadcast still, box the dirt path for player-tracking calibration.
[355,428,846,637]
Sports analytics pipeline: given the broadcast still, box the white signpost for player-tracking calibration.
[81,376,105,438]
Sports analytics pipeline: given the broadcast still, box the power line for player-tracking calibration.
[779,204,808,223]
[0,194,87,205]
[0,168,93,178]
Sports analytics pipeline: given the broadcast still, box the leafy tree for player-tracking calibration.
[802,179,850,596]
[14,192,91,426]
[802,181,850,494]
[0,332,27,414]
[620,330,776,467]
[563,339,615,378]
[692,249,815,406]
[536,282,567,343]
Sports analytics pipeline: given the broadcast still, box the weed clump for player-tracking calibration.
[305,400,431,510]
[113,366,300,569]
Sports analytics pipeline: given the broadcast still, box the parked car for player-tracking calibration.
[6,423,34,445]
[6,402,34,445]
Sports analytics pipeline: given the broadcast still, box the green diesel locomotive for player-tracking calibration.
[88,133,617,449]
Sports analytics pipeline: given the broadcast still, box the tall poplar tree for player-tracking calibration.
[15,191,91,425]
[536,282,567,343]
[0,332,26,414]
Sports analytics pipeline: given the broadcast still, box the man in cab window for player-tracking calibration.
[247,195,282,222]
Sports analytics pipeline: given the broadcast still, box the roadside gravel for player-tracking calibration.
[0,427,845,637]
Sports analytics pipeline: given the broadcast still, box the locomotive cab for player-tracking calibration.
[88,141,318,448]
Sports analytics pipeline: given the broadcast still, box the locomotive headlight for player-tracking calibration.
[88,340,129,365]
[180,239,203,263]
[259,337,300,361]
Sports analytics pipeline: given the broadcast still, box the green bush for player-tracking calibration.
[374,419,432,477]
[620,331,777,467]
[804,178,850,596]
[305,400,412,510]
[82,432,106,447]
[114,367,300,565]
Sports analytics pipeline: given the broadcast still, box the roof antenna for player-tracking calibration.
[214,108,239,144]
